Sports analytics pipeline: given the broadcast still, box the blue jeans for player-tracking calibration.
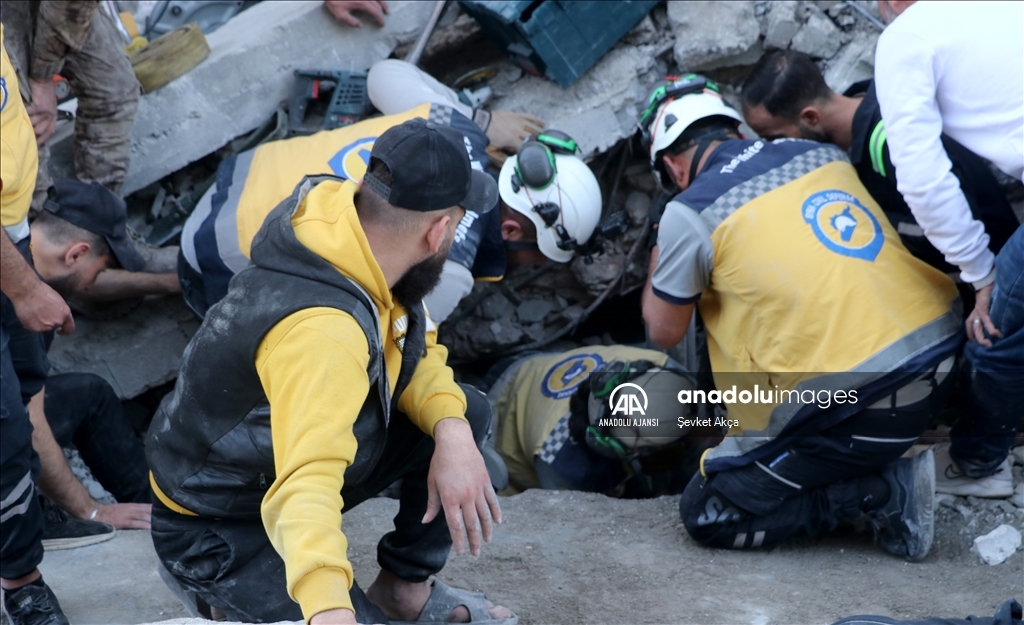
[952,225,1024,477]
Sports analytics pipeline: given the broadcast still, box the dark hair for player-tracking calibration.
[741,50,833,120]
[366,156,393,186]
[32,209,111,258]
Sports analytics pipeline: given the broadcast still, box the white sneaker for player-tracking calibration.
[932,443,1014,498]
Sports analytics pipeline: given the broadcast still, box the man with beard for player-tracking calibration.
[739,50,1018,278]
[147,119,516,625]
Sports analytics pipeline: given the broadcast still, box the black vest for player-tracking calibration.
[147,176,425,519]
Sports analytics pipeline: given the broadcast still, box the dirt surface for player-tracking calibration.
[39,488,1021,625]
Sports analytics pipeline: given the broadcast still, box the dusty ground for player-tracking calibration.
[39,488,1021,625]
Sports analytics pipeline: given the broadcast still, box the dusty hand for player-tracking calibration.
[93,503,151,529]
[966,284,1000,347]
[12,281,74,335]
[27,78,58,145]
[325,0,389,27]
[486,110,545,153]
[423,418,502,557]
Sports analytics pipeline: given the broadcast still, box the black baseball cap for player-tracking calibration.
[362,117,498,214]
[42,181,146,272]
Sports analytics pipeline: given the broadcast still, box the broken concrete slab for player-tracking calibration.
[668,1,762,70]
[791,6,844,59]
[822,30,878,93]
[122,0,437,195]
[39,530,188,624]
[488,40,663,157]
[50,491,1022,625]
[763,1,804,50]
[48,297,199,400]
[973,524,1023,566]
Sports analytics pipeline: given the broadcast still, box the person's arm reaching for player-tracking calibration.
[875,31,999,343]
[642,201,712,349]
[324,0,389,27]
[258,309,371,624]
[397,306,501,558]
[1,229,74,335]
[27,390,151,528]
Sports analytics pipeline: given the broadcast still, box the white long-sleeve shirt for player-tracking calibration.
[874,1,1024,284]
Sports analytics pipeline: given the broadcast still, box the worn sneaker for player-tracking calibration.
[2,579,69,625]
[870,449,935,562]
[932,443,1014,498]
[40,498,115,551]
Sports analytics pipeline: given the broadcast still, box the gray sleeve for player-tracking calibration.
[650,201,714,305]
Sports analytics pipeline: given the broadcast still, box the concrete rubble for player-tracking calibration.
[973,524,1023,566]
[122,0,438,195]
[40,491,1020,625]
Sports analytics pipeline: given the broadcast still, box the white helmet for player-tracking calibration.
[498,131,602,263]
[639,75,743,181]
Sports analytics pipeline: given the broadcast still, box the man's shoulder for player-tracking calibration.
[674,139,845,213]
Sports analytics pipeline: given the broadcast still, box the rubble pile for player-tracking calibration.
[441,0,884,362]
[933,447,1024,565]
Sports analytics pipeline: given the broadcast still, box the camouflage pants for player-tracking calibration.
[0,2,139,198]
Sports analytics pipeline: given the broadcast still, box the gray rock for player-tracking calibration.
[516,299,555,324]
[1013,484,1024,508]
[1011,446,1024,466]
[972,524,1022,566]
[763,1,803,50]
[668,1,762,70]
[935,493,957,510]
[790,7,843,59]
[480,293,512,321]
[822,30,877,93]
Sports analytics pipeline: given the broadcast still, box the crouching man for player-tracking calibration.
[146,119,516,624]
[639,76,962,561]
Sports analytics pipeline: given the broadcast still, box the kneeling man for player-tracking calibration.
[639,76,962,561]
[146,119,515,624]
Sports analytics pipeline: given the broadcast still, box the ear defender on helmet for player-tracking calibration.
[511,130,581,192]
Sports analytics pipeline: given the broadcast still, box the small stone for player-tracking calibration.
[1012,484,1024,508]
[516,299,554,324]
[935,493,957,509]
[1011,446,1024,466]
[973,524,1022,566]
[479,293,511,321]
[955,504,973,520]
[790,7,843,59]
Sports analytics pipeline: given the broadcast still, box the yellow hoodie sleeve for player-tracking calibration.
[396,306,467,437]
[256,307,370,622]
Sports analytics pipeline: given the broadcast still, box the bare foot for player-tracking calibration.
[365,569,513,622]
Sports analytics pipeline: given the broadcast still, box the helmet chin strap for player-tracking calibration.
[504,240,540,251]
[687,131,733,185]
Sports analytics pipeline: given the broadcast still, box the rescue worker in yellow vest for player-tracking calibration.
[639,76,962,561]
[179,60,602,322]
[147,119,516,624]
[487,345,721,497]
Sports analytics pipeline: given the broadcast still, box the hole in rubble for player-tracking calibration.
[121,380,176,437]
[568,287,645,344]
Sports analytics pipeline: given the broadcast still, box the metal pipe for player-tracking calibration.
[843,1,886,31]
[404,0,448,67]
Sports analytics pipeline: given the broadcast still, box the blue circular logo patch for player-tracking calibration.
[802,190,884,261]
[540,353,605,399]
[328,136,376,181]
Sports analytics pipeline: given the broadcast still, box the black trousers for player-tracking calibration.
[44,373,150,503]
[151,384,491,623]
[0,238,50,580]
[679,398,934,551]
